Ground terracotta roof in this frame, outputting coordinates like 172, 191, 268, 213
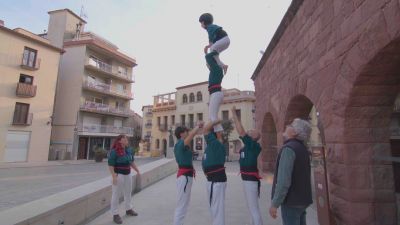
251, 0, 304, 80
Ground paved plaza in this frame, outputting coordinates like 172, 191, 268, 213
87, 161, 319, 225
0, 157, 158, 211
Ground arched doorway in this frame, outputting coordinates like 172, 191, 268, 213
338, 39, 400, 224
284, 94, 332, 225
260, 112, 278, 174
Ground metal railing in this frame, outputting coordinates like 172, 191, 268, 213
83, 80, 133, 99
16, 83, 37, 97
158, 123, 168, 132
78, 124, 133, 134
13, 113, 33, 125
87, 57, 133, 81
80, 101, 134, 117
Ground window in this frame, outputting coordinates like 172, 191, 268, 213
19, 74, 33, 84
13, 102, 30, 124
115, 101, 124, 108
189, 114, 194, 128
156, 139, 160, 149
222, 110, 229, 121
235, 109, 241, 122
22, 47, 37, 68
197, 91, 203, 101
157, 117, 161, 126
182, 94, 188, 104
189, 93, 195, 102
181, 115, 186, 126
164, 116, 168, 127
197, 113, 203, 121
118, 66, 128, 76
171, 115, 175, 125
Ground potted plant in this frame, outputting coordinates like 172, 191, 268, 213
93, 147, 107, 162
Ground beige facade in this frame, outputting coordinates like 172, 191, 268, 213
141, 105, 153, 151
147, 81, 256, 160
48, 9, 137, 160
0, 24, 63, 162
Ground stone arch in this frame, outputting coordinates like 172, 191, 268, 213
284, 94, 314, 127
260, 112, 278, 173
334, 38, 400, 224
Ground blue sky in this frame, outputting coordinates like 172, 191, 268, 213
0, 0, 292, 114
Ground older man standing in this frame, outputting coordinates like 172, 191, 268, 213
269, 118, 313, 225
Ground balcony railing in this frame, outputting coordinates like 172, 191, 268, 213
86, 57, 133, 82
145, 123, 152, 128
78, 124, 133, 135
12, 113, 33, 126
158, 123, 169, 132
21, 54, 40, 70
80, 101, 134, 117
145, 111, 153, 116
83, 81, 133, 99
16, 83, 37, 97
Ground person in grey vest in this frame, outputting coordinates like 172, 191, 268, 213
269, 118, 312, 225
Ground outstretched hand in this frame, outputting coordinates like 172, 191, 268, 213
204, 45, 210, 54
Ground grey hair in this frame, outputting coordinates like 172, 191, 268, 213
291, 118, 312, 142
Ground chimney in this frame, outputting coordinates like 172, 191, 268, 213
0, 20, 4, 27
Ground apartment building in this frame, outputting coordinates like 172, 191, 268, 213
47, 9, 137, 160
0, 21, 63, 162
149, 81, 256, 160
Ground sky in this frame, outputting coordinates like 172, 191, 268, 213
0, 0, 292, 116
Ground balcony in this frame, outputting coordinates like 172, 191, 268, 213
85, 57, 134, 83
20, 54, 40, 70
80, 101, 134, 117
78, 124, 133, 136
82, 80, 133, 100
158, 123, 169, 132
16, 83, 37, 97
145, 111, 153, 117
223, 90, 255, 103
153, 92, 176, 112
145, 123, 152, 128
12, 113, 33, 126
144, 134, 151, 139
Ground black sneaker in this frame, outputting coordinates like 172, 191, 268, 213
113, 214, 123, 224
126, 209, 138, 216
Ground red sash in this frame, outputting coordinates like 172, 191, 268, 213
239, 171, 262, 180
177, 167, 196, 178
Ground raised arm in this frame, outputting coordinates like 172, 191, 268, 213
203, 120, 222, 135
184, 121, 204, 146
231, 106, 246, 136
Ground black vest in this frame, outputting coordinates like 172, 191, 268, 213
271, 138, 313, 206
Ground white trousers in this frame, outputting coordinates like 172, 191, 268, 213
243, 180, 263, 225
206, 181, 227, 225
210, 36, 230, 67
209, 91, 224, 132
111, 174, 133, 215
173, 176, 193, 225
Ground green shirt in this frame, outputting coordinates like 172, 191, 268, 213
202, 132, 226, 168
206, 24, 222, 43
271, 147, 296, 208
174, 139, 192, 166
239, 135, 261, 168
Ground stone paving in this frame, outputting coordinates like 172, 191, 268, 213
87, 161, 319, 225
0, 157, 159, 211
